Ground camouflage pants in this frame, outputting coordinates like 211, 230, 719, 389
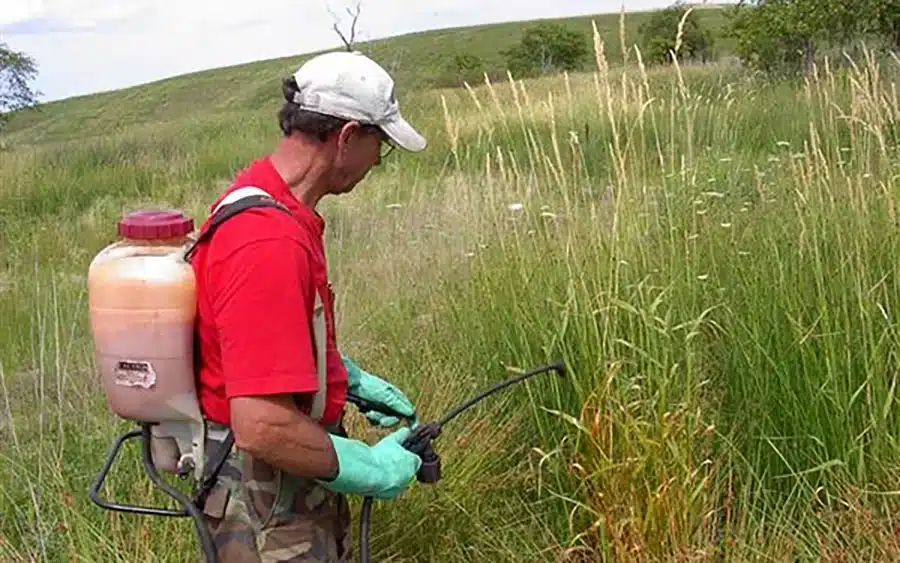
200, 422, 351, 562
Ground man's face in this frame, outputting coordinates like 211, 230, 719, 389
327, 122, 393, 194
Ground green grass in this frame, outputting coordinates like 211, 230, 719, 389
4, 9, 900, 563
1, 4, 735, 148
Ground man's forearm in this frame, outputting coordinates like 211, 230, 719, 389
229, 395, 339, 479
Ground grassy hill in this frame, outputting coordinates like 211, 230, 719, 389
2, 5, 735, 147
5, 4, 900, 562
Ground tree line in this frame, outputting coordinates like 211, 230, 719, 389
445, 0, 900, 84
636, 0, 899, 75
728, 0, 899, 75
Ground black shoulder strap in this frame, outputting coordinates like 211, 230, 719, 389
183, 194, 293, 262
184, 191, 293, 510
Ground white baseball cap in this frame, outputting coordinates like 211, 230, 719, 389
290, 50, 427, 152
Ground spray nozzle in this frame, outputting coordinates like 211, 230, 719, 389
349, 360, 567, 488
401, 421, 443, 483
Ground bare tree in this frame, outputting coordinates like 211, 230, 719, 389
328, 0, 362, 51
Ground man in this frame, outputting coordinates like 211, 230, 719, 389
188, 50, 428, 562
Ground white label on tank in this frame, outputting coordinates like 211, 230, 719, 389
114, 360, 157, 389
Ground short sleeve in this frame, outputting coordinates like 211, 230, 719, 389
207, 235, 320, 399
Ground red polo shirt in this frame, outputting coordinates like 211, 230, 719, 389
191, 156, 348, 427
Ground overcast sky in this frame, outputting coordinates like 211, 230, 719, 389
1, 0, 713, 102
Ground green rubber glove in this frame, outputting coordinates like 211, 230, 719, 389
317, 427, 422, 499
342, 354, 417, 428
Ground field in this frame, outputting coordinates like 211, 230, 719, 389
3, 7, 900, 563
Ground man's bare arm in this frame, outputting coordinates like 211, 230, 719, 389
229, 394, 339, 479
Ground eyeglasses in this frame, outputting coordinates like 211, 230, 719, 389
360, 123, 395, 160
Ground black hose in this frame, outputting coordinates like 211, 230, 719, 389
436, 361, 566, 427
359, 496, 375, 563
88, 424, 219, 561
138, 425, 219, 563
356, 360, 566, 562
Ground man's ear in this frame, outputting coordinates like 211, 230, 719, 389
336, 121, 362, 149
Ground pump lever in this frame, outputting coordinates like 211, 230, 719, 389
345, 392, 416, 423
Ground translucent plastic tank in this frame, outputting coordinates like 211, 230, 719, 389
87, 210, 202, 427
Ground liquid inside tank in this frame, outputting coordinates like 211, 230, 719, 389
88, 210, 202, 425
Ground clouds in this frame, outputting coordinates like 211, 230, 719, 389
1, 0, 690, 102
0, 0, 45, 27
0, 0, 146, 31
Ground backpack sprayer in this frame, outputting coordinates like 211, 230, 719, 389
88, 360, 566, 563
85, 196, 568, 562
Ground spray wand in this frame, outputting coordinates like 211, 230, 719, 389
347, 360, 567, 563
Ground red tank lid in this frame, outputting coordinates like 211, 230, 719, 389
118, 210, 194, 240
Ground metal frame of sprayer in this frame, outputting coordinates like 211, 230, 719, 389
88, 360, 567, 563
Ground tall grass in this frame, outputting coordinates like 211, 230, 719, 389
2, 20, 900, 562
